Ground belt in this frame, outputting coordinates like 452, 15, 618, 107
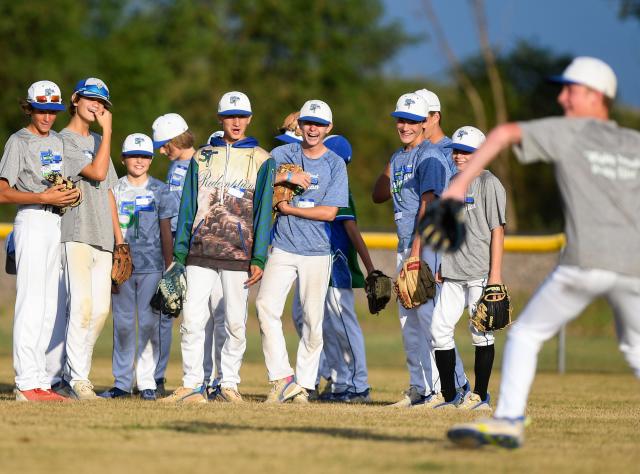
43, 205, 62, 216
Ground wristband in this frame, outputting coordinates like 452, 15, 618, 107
286, 171, 292, 182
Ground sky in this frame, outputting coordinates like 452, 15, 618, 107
382, 0, 640, 108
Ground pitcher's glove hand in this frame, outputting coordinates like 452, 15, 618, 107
419, 198, 466, 252
393, 257, 436, 309
111, 243, 133, 285
273, 164, 304, 210
471, 284, 513, 332
45, 172, 82, 214
150, 262, 187, 318
365, 270, 392, 315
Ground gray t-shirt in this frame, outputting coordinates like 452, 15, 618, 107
271, 143, 349, 256
165, 159, 190, 233
0, 128, 64, 194
514, 117, 640, 277
113, 176, 178, 273
441, 171, 506, 280
59, 128, 119, 252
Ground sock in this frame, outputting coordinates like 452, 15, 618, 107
474, 344, 495, 401
434, 349, 457, 402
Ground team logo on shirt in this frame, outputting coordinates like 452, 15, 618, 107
199, 148, 214, 165
308, 174, 320, 190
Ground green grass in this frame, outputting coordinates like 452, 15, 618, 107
0, 292, 638, 473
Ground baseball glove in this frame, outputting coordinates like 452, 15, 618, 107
394, 257, 436, 309
471, 284, 513, 332
111, 243, 134, 285
45, 172, 82, 214
365, 270, 392, 315
150, 262, 187, 318
273, 163, 304, 210
419, 198, 466, 253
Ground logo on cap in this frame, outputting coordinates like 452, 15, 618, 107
230, 95, 240, 105
456, 129, 468, 139
404, 98, 415, 108
310, 103, 320, 112
44, 88, 54, 96
135, 137, 144, 145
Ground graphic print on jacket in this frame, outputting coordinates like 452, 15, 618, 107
187, 137, 270, 271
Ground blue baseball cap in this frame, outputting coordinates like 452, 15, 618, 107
73, 78, 112, 107
324, 135, 352, 164
275, 131, 303, 144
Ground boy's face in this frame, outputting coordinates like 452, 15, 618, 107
74, 96, 108, 122
453, 149, 473, 171
299, 120, 332, 147
29, 109, 59, 136
219, 114, 251, 143
396, 117, 425, 147
423, 112, 440, 140
159, 141, 182, 160
557, 83, 604, 118
122, 155, 152, 178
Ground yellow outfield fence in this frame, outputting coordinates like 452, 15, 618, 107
0, 223, 565, 253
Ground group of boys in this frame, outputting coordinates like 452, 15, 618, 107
3, 55, 639, 450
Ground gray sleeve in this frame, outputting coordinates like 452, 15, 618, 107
323, 158, 348, 208
158, 182, 178, 219
63, 138, 92, 177
107, 161, 118, 189
512, 117, 582, 165
483, 174, 507, 230
0, 135, 23, 186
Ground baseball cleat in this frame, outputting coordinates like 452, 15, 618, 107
15, 388, 70, 402
159, 386, 207, 404
457, 392, 492, 411
421, 392, 461, 409
99, 387, 131, 399
51, 380, 73, 398
457, 381, 471, 399
216, 387, 245, 403
206, 384, 221, 401
71, 381, 105, 401
388, 386, 429, 407
264, 376, 304, 403
330, 388, 373, 404
139, 389, 157, 401
447, 417, 525, 449
291, 388, 310, 404
155, 378, 166, 397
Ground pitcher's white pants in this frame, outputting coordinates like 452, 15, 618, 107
111, 272, 161, 391
397, 248, 467, 395
13, 207, 61, 391
180, 265, 248, 389
432, 278, 494, 350
257, 248, 332, 390
46, 246, 69, 386
203, 290, 227, 386
63, 241, 112, 384
496, 265, 640, 418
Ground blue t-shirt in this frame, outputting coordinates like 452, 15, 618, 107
165, 159, 191, 233
434, 136, 458, 175
391, 143, 449, 251
271, 143, 348, 256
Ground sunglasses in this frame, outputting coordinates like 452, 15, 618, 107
34, 95, 61, 103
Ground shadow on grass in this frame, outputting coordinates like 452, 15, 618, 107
161, 420, 439, 444
241, 393, 390, 406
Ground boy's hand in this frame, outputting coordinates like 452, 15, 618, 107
245, 265, 263, 287
94, 108, 112, 132
289, 171, 311, 190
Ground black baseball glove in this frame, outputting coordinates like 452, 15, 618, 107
471, 284, 513, 332
365, 270, 392, 315
150, 262, 187, 318
419, 198, 466, 252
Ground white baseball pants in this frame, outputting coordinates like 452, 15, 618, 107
203, 290, 227, 386
45, 247, 69, 386
257, 248, 332, 390
63, 241, 112, 384
13, 207, 61, 391
431, 278, 494, 350
180, 265, 248, 389
397, 248, 467, 395
111, 272, 162, 391
496, 265, 640, 419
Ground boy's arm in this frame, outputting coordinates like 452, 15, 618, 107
78, 111, 113, 182
173, 158, 199, 265
159, 218, 173, 270
0, 179, 78, 206
247, 158, 275, 285
276, 202, 338, 221
487, 225, 505, 284
343, 219, 374, 275
409, 191, 436, 258
372, 163, 391, 203
109, 190, 124, 245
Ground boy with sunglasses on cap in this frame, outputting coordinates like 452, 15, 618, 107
0, 81, 79, 401
256, 100, 348, 403
56, 77, 124, 400
100, 133, 177, 400
161, 91, 272, 403
428, 126, 505, 410
372, 93, 468, 407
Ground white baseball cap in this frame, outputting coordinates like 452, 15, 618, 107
549, 56, 617, 99
122, 133, 154, 157
208, 130, 224, 144
152, 113, 189, 148
218, 91, 252, 116
446, 126, 486, 153
414, 88, 441, 112
299, 100, 332, 125
391, 93, 428, 121
27, 80, 65, 111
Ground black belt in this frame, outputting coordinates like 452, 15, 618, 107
43, 205, 62, 215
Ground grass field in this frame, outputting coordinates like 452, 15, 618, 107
0, 294, 639, 473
